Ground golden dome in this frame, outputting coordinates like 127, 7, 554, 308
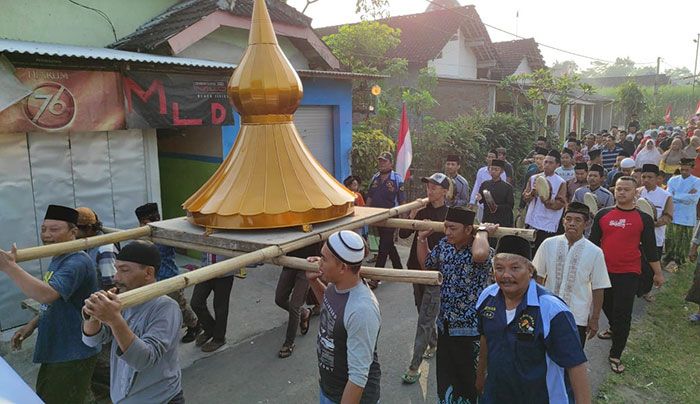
183, 0, 355, 229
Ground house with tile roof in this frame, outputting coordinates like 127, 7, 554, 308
317, 4, 501, 120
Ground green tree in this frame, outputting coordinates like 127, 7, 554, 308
616, 80, 648, 119
500, 68, 594, 142
322, 21, 407, 119
401, 67, 438, 131
350, 129, 394, 187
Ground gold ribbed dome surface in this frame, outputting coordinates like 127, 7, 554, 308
183, 0, 354, 229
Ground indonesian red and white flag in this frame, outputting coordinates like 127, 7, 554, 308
395, 103, 412, 181
664, 104, 672, 124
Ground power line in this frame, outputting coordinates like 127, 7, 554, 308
421, 0, 656, 67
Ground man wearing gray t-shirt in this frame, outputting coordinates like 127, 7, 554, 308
82, 241, 183, 404
307, 231, 381, 404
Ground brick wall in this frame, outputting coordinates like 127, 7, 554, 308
431, 78, 494, 120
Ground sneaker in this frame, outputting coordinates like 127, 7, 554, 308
195, 332, 213, 347
689, 313, 700, 323
201, 339, 225, 353
181, 326, 201, 343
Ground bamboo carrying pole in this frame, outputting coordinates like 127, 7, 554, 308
377, 218, 536, 241
15, 227, 152, 263
271, 256, 441, 285
11, 200, 432, 308
118, 198, 429, 308
150, 237, 441, 285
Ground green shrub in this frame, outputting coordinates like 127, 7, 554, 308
350, 129, 395, 189
413, 112, 534, 185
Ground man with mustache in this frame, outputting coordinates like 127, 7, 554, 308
82, 241, 184, 403
476, 235, 591, 403
0, 205, 99, 404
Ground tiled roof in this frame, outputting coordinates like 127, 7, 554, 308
316, 5, 498, 65
492, 38, 545, 80
109, 0, 311, 52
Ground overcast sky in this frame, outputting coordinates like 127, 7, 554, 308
288, 0, 700, 74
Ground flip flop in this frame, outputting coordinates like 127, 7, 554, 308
598, 329, 613, 340
609, 357, 625, 374
299, 308, 311, 335
401, 369, 421, 384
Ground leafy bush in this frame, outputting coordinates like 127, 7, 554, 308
350, 129, 395, 189
412, 112, 533, 185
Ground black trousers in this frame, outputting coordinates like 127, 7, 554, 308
577, 325, 587, 348
602, 273, 639, 359
532, 229, 557, 256
190, 276, 235, 342
436, 330, 478, 404
275, 267, 309, 345
376, 227, 402, 269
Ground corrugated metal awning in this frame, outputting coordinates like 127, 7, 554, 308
0, 38, 235, 69
0, 39, 386, 80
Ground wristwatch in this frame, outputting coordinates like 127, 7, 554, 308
477, 225, 488, 233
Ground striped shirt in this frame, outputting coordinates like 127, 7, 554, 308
601, 146, 623, 171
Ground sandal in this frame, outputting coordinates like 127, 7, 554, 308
422, 346, 436, 360
278, 343, 295, 358
609, 357, 625, 374
598, 329, 613, 340
401, 369, 421, 384
300, 308, 311, 335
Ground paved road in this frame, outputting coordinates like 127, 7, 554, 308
181, 244, 649, 403
3, 244, 651, 402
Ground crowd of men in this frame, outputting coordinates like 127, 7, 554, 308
2, 119, 700, 404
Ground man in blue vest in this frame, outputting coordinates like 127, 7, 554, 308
366, 152, 405, 288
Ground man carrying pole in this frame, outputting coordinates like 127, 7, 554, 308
306, 230, 381, 404
1, 205, 100, 404
82, 240, 184, 403
399, 173, 449, 384
135, 203, 200, 343
415, 207, 496, 404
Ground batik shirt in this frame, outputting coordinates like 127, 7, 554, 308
425, 237, 493, 336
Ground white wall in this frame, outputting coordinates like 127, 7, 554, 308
513, 57, 532, 75
176, 26, 310, 69
427, 28, 477, 80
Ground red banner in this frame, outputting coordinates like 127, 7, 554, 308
0, 68, 125, 132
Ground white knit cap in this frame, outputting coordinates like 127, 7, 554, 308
620, 158, 636, 169
326, 230, 366, 265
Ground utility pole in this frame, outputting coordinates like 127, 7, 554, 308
654, 56, 661, 97
693, 33, 699, 99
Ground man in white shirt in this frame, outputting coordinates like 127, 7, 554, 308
533, 202, 611, 347
522, 150, 567, 253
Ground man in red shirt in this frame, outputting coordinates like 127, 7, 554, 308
589, 176, 665, 373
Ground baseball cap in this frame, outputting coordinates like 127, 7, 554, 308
377, 152, 393, 162
421, 173, 450, 189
